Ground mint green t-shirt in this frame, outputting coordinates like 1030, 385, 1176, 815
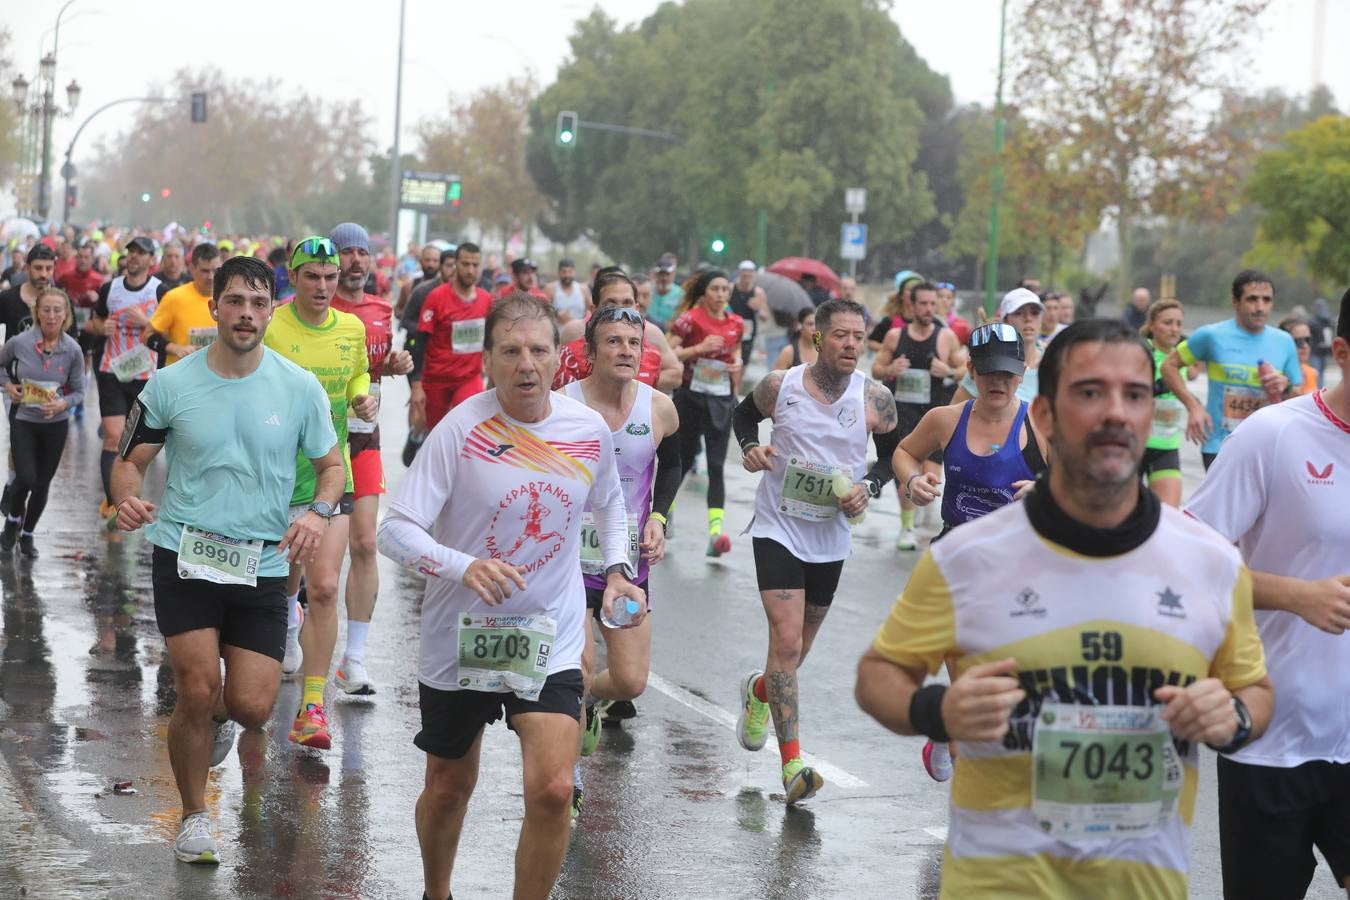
138, 348, 337, 577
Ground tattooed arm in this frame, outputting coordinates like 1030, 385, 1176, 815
735, 370, 785, 472
861, 378, 900, 492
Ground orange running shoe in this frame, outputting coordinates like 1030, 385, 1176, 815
288, 705, 332, 750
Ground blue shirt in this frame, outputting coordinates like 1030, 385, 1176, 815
647, 285, 683, 328
138, 348, 337, 576
1176, 319, 1301, 455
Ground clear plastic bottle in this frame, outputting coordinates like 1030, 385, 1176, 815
601, 596, 642, 629
832, 469, 865, 525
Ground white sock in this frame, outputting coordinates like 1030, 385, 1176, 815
345, 620, 370, 662
573, 760, 583, 790
286, 593, 301, 629
6, 515, 20, 525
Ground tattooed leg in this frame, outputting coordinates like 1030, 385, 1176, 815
759, 587, 807, 751
799, 602, 831, 667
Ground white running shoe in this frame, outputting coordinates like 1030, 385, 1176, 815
922, 740, 953, 782
896, 528, 918, 551
209, 719, 237, 767
175, 812, 219, 864
282, 604, 304, 676
335, 657, 376, 696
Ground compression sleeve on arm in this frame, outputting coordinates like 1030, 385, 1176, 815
865, 426, 901, 489
733, 392, 767, 453
346, 371, 371, 402
145, 332, 168, 353
408, 335, 425, 379
650, 432, 682, 519
376, 507, 477, 584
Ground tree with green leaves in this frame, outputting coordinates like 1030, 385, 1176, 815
526, 0, 945, 270
1247, 114, 1350, 286
1011, 0, 1270, 307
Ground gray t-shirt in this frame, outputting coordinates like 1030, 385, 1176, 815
0, 328, 86, 423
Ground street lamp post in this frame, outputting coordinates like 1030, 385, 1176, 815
11, 59, 80, 221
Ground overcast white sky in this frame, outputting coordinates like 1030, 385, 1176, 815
8, 0, 1347, 175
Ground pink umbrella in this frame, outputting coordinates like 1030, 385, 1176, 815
766, 257, 840, 294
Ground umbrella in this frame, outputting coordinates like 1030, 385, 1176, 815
755, 270, 813, 328
767, 257, 840, 294
1, 217, 40, 242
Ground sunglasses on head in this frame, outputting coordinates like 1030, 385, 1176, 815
969, 323, 1020, 346
594, 305, 643, 326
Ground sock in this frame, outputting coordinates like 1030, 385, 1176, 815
6, 515, 19, 526
901, 508, 916, 530
708, 507, 724, 536
19, 530, 31, 538
100, 450, 115, 504
345, 620, 370, 663
286, 593, 301, 629
573, 760, 583, 790
301, 676, 325, 711
779, 738, 801, 767
752, 675, 768, 703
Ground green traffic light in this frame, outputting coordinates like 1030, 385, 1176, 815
710, 238, 726, 253
141, 192, 150, 203
559, 130, 574, 144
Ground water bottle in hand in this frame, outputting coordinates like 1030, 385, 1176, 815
602, 596, 642, 629
1256, 360, 1283, 405
831, 469, 865, 525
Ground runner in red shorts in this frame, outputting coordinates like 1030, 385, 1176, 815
410, 243, 492, 432
328, 223, 413, 695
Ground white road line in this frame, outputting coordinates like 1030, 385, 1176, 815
923, 825, 948, 842
645, 671, 869, 789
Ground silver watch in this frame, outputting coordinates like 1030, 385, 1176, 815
308, 500, 336, 520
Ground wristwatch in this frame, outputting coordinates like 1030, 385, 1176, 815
307, 500, 337, 520
862, 475, 883, 499
1207, 696, 1253, 754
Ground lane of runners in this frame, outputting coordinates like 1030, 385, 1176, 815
1, 226, 1348, 900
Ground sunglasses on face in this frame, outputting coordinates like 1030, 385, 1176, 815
1294, 336, 1311, 347
969, 323, 1020, 346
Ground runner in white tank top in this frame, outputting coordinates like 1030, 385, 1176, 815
560, 305, 681, 824
729, 299, 901, 804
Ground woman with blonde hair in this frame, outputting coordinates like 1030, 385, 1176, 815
1140, 299, 1189, 506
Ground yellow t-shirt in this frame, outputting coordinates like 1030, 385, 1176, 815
872, 502, 1266, 900
149, 281, 216, 365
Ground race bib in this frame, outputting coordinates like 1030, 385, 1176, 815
177, 525, 262, 586
893, 369, 931, 405
456, 613, 556, 700
690, 358, 730, 396
1032, 702, 1182, 841
579, 511, 640, 575
188, 327, 216, 350
452, 318, 485, 354
109, 343, 153, 382
1151, 396, 1184, 441
779, 457, 839, 522
1221, 384, 1264, 433
20, 379, 59, 406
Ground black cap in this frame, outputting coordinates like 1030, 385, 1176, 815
969, 323, 1027, 376
125, 236, 156, 254
558, 257, 575, 269
511, 258, 536, 274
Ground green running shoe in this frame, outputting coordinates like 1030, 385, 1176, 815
782, 757, 824, 805
580, 702, 601, 756
570, 785, 584, 826
735, 671, 769, 751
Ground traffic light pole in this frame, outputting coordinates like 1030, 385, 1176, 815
61, 96, 176, 225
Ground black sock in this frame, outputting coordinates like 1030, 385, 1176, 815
100, 450, 115, 505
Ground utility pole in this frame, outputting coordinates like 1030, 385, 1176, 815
983, 0, 1009, 316
390, 0, 407, 250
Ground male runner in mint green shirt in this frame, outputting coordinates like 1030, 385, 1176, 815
111, 255, 344, 866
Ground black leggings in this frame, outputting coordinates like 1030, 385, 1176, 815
674, 389, 733, 509
10, 418, 69, 532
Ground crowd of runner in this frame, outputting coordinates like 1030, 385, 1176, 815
1, 218, 1347, 900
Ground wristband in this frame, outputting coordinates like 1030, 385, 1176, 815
649, 511, 668, 530
739, 439, 760, 455
904, 472, 923, 501
909, 684, 950, 743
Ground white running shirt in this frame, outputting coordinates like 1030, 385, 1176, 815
748, 365, 869, 562
385, 390, 629, 690
1186, 390, 1350, 767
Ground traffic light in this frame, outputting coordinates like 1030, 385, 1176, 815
191, 92, 207, 123
447, 179, 462, 207
160, 187, 171, 198
141, 192, 150, 203
556, 110, 578, 146
710, 236, 726, 254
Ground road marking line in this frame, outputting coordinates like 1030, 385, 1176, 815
645, 671, 868, 789
923, 825, 948, 842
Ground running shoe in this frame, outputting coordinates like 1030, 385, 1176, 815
707, 533, 731, 557
0, 518, 17, 551
17, 534, 37, 558
735, 671, 769, 751
570, 786, 583, 825
782, 757, 824, 804
335, 658, 376, 696
895, 529, 917, 551
922, 740, 953, 782
282, 605, 304, 676
603, 699, 637, 721
580, 702, 601, 756
174, 812, 220, 864
209, 719, 237, 767
289, 705, 332, 750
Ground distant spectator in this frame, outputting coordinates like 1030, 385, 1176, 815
1279, 315, 1319, 396
800, 272, 831, 307
1307, 297, 1335, 383
1124, 286, 1151, 331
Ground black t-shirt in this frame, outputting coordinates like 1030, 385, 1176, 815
0, 288, 33, 343
401, 276, 443, 332
155, 272, 192, 299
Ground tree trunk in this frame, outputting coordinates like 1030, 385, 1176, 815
1115, 204, 1133, 313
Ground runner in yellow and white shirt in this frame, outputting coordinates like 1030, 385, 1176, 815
856, 319, 1272, 900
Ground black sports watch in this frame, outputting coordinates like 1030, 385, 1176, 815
307, 500, 337, 520
1207, 695, 1253, 754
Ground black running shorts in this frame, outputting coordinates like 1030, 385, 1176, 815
414, 670, 585, 760
751, 537, 845, 607
95, 372, 147, 419
150, 545, 289, 662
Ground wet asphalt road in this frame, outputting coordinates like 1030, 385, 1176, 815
0, 355, 1343, 900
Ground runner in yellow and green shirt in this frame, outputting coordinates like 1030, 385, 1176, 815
262, 235, 376, 751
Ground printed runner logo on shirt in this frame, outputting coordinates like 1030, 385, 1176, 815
484, 481, 576, 575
